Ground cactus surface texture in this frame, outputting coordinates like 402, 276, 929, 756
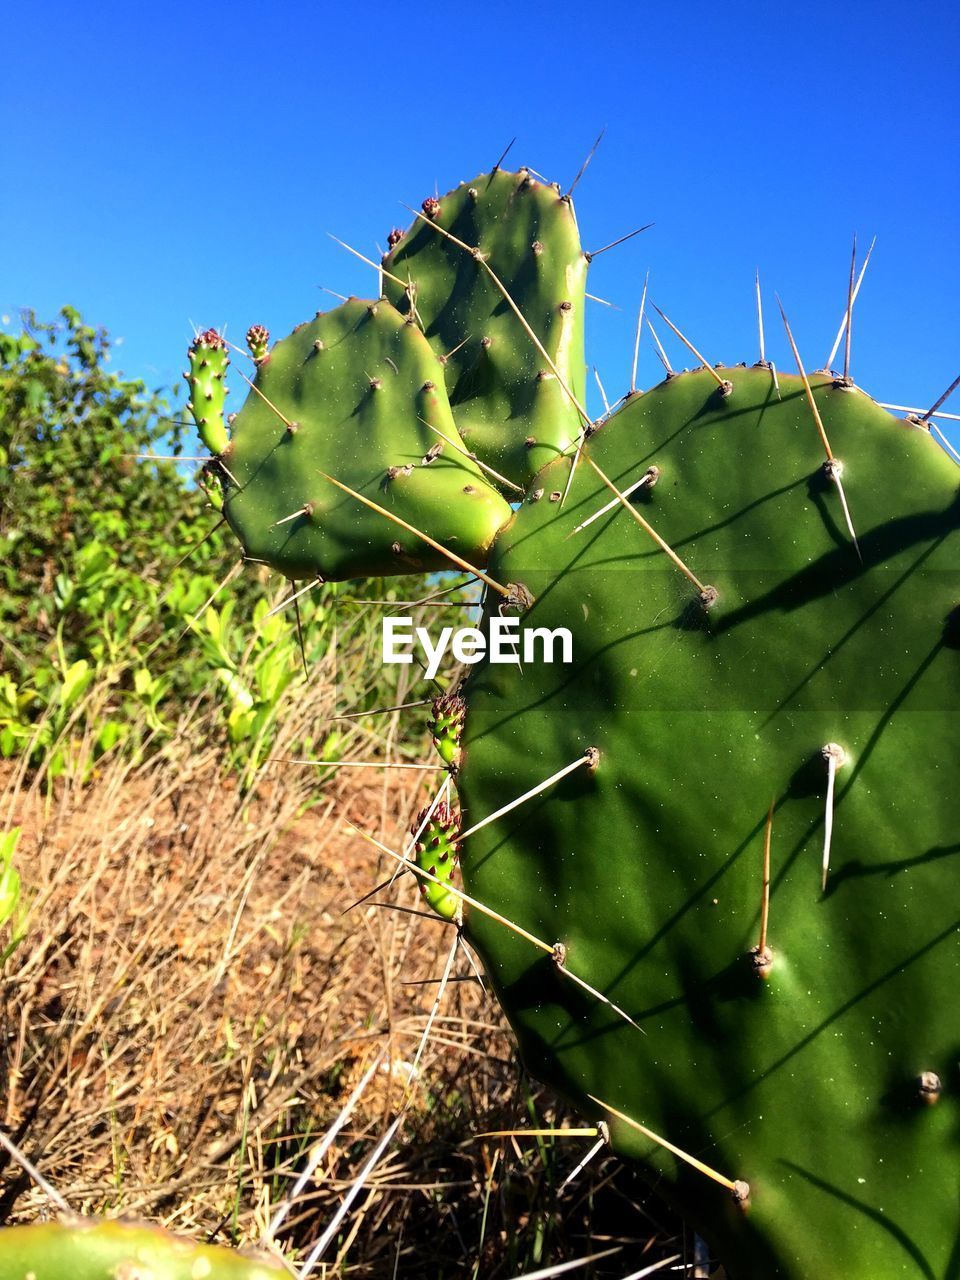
98, 162, 959, 1278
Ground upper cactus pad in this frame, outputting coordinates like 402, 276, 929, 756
382, 169, 589, 489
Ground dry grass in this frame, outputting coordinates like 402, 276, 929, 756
0, 653, 691, 1277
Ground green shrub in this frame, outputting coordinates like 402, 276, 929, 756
0, 308, 432, 782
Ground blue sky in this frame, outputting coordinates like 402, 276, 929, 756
4, 0, 958, 444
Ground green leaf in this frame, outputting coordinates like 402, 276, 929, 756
58, 659, 92, 712
0, 828, 22, 928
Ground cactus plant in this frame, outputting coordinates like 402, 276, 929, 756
189, 162, 959, 1279
15, 160, 954, 1279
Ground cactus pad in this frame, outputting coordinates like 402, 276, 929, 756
454, 366, 960, 1278
220, 298, 512, 581
185, 329, 230, 456
382, 170, 589, 489
429, 690, 466, 771
413, 800, 462, 921
0, 1219, 286, 1279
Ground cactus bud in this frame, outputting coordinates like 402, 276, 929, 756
413, 801, 462, 921
246, 323, 270, 364
430, 691, 466, 770
186, 329, 230, 456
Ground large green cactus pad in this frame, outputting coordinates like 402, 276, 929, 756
222, 297, 512, 581
0, 1219, 286, 1279
382, 170, 588, 489
456, 367, 960, 1279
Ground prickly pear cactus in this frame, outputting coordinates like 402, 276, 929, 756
456, 366, 960, 1278
182, 163, 959, 1279
0, 1219, 286, 1279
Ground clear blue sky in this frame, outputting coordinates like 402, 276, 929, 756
3, 0, 958, 444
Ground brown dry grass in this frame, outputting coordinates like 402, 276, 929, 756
0, 674, 690, 1277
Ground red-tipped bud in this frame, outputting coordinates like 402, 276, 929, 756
192, 328, 225, 351
422, 197, 441, 219
431, 690, 465, 730
430, 691, 466, 771
246, 324, 270, 363
387, 227, 404, 248
413, 801, 461, 855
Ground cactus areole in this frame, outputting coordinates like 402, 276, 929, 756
187, 164, 958, 1279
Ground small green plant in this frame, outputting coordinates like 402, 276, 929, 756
0, 309, 426, 786
0, 827, 29, 963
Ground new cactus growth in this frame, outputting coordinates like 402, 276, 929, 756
28, 160, 954, 1279
429, 690, 466, 771
245, 323, 270, 364
185, 328, 230, 456
413, 800, 462, 922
